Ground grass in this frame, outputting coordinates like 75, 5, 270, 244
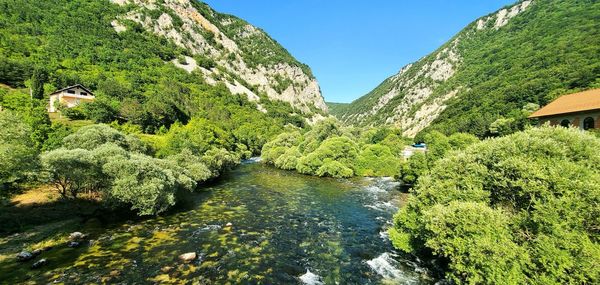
48, 112, 94, 129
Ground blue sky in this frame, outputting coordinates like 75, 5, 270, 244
203, 0, 515, 103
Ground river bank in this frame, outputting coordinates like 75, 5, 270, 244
0, 163, 435, 284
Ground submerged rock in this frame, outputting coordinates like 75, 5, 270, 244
31, 258, 48, 269
67, 241, 81, 248
299, 269, 323, 285
16, 251, 34, 262
178, 252, 197, 263
69, 232, 87, 241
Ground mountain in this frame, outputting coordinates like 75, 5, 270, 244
326, 102, 349, 117
334, 0, 600, 137
0, 0, 326, 118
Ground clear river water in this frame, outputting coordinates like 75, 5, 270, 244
1, 161, 435, 284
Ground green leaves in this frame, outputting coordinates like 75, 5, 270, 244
390, 127, 600, 284
103, 154, 193, 216
0, 110, 39, 188
262, 119, 408, 178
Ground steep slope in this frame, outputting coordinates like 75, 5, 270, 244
109, 0, 326, 114
326, 102, 350, 117
337, 0, 600, 137
0, 0, 326, 115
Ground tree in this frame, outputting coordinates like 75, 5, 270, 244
62, 124, 147, 153
167, 148, 212, 182
41, 148, 103, 198
421, 202, 529, 284
160, 118, 232, 156
0, 111, 38, 189
31, 67, 48, 100
296, 136, 358, 177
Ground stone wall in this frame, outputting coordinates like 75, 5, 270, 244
540, 110, 600, 130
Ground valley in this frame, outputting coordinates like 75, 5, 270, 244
0, 0, 599, 284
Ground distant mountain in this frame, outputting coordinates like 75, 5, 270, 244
334, 0, 600, 137
326, 102, 350, 117
0, 0, 327, 118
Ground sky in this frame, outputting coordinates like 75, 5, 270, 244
203, 0, 515, 103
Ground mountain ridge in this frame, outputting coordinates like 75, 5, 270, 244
334, 0, 600, 137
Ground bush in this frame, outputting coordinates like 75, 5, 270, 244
397, 131, 478, 185
355, 144, 401, 177
274, 146, 301, 170
103, 154, 195, 215
60, 105, 87, 120
315, 159, 354, 178
167, 148, 212, 182
82, 97, 119, 123
390, 127, 600, 284
201, 148, 241, 177
262, 119, 410, 178
296, 136, 358, 176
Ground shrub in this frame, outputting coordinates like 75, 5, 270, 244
274, 146, 301, 170
103, 154, 195, 215
160, 118, 232, 156
390, 127, 600, 284
201, 148, 242, 177
355, 144, 401, 177
167, 148, 212, 182
296, 136, 358, 176
315, 159, 354, 178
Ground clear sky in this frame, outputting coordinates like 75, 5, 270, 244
203, 0, 515, 103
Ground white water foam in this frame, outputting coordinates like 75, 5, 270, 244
242, 157, 262, 164
299, 269, 323, 285
365, 201, 397, 212
367, 253, 419, 284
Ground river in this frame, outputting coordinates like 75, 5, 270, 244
0, 161, 433, 284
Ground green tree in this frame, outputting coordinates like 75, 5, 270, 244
31, 67, 48, 100
41, 148, 103, 198
62, 124, 147, 153
0, 111, 39, 189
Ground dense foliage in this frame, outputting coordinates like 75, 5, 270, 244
262, 119, 409, 178
0, 0, 310, 148
39, 125, 243, 215
0, 110, 39, 189
390, 127, 600, 284
336, 0, 600, 138
397, 131, 479, 185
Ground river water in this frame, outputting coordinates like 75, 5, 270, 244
1, 162, 433, 284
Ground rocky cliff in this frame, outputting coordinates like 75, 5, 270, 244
110, 0, 327, 114
335, 0, 600, 137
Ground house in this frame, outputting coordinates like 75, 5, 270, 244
529, 88, 600, 130
48, 84, 95, 113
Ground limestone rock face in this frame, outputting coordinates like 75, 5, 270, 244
109, 0, 327, 115
336, 0, 536, 137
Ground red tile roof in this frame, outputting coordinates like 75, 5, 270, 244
529, 88, 600, 118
